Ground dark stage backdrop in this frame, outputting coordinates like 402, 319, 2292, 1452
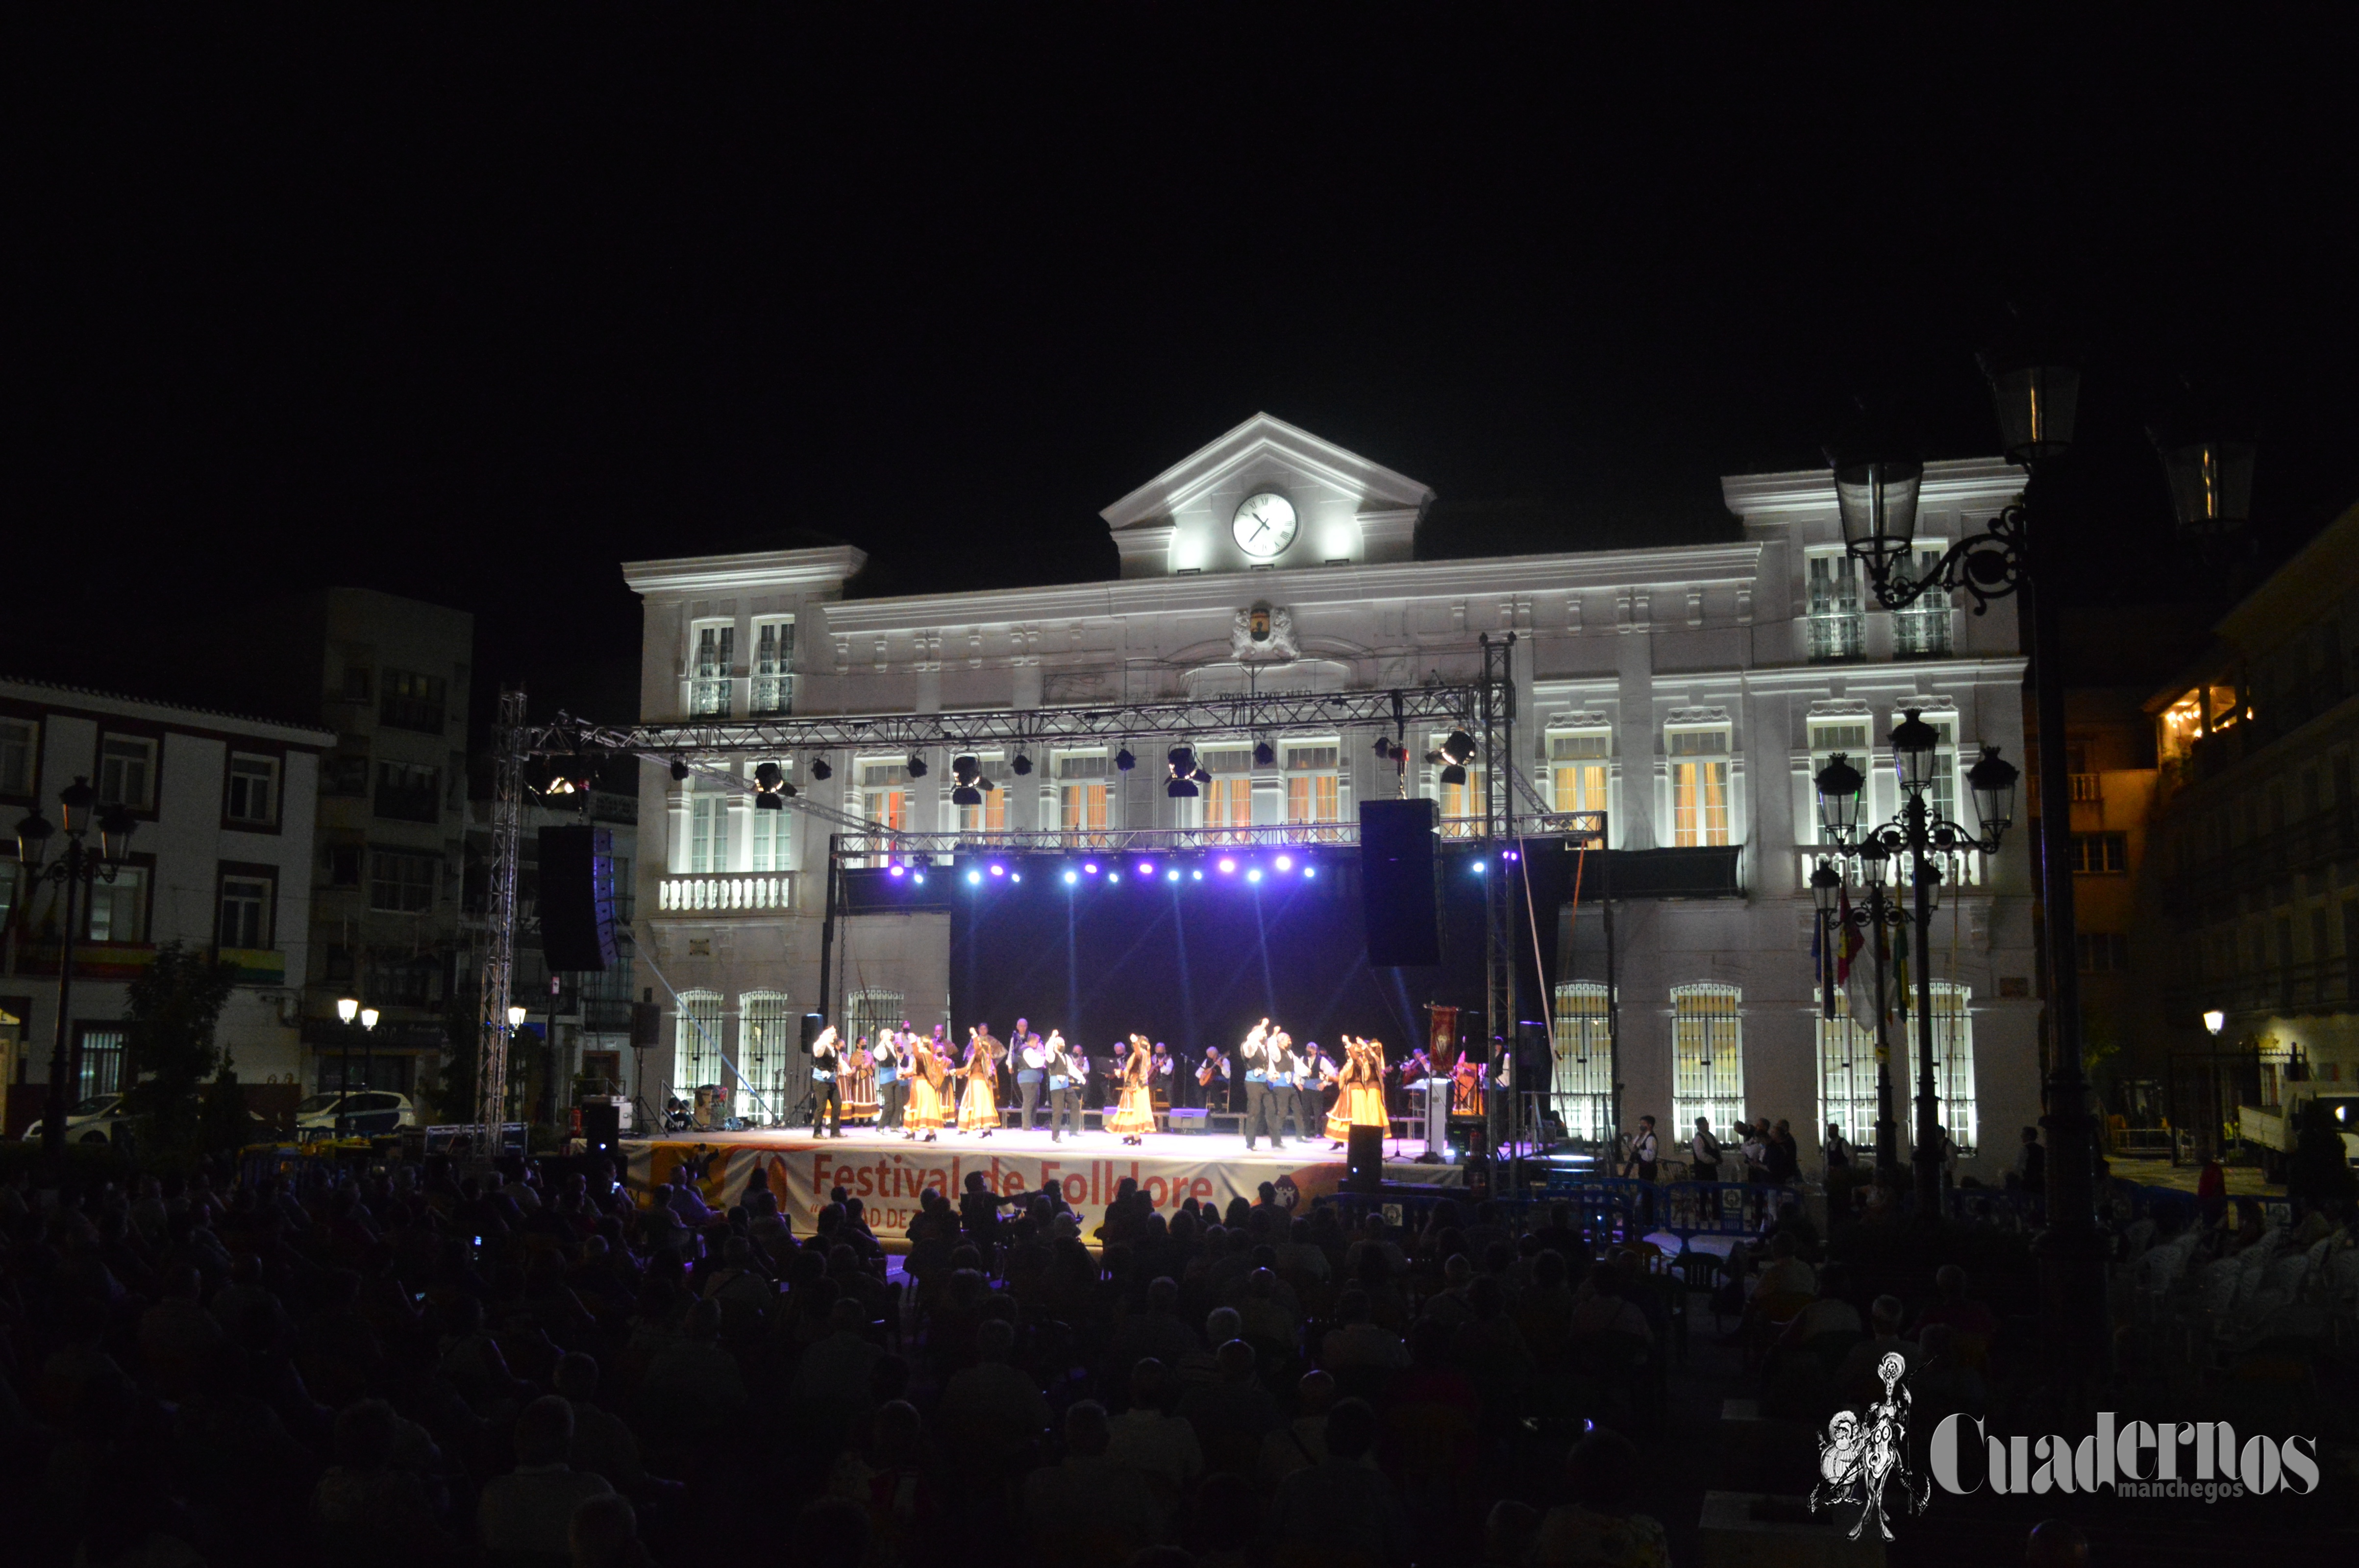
944, 845, 1588, 1060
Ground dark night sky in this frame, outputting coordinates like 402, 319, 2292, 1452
11, 10, 2358, 723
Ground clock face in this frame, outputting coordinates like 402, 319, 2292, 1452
1231, 491, 1299, 559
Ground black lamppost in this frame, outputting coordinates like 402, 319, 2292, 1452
14, 777, 138, 1162
1810, 843, 1907, 1187
332, 996, 379, 1138
1813, 722, 2017, 1221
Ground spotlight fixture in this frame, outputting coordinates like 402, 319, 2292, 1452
754, 761, 784, 790
967, 870, 981, 884
1217, 858, 1236, 874
1166, 868, 1181, 882
989, 863, 1006, 877
1115, 746, 1135, 772
1108, 871, 1121, 883
906, 752, 929, 779
1438, 730, 1476, 765
1063, 870, 1078, 885
1372, 735, 1394, 758
755, 793, 784, 811
889, 864, 906, 878
1084, 861, 1099, 874
1247, 868, 1263, 883
950, 785, 981, 807
1274, 854, 1293, 871
670, 758, 691, 782
1165, 745, 1199, 799
950, 754, 985, 808
1137, 861, 1154, 877
1011, 752, 1033, 776
1191, 869, 1204, 881
1303, 866, 1316, 879
809, 757, 832, 782
1253, 739, 1276, 768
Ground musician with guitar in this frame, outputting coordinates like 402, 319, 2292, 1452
1196, 1045, 1230, 1111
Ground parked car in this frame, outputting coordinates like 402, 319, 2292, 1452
22, 1093, 133, 1145
293, 1090, 419, 1140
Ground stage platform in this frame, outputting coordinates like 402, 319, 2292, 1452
623, 1124, 1464, 1233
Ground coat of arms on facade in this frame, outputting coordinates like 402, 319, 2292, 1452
1231, 602, 1298, 661
1811, 1353, 1929, 1541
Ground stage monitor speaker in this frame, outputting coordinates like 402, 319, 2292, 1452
539, 826, 617, 972
801, 1012, 827, 1052
579, 1100, 621, 1156
1347, 1125, 1384, 1192
1359, 798, 1442, 967
629, 1002, 662, 1050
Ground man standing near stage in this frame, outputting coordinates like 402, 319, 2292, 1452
1240, 1019, 1284, 1151
808, 1025, 844, 1138
874, 1027, 904, 1132
1300, 1042, 1336, 1129
1046, 1029, 1084, 1142
1012, 1017, 1046, 1131
1268, 1029, 1307, 1144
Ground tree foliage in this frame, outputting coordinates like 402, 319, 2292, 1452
120, 944, 239, 1150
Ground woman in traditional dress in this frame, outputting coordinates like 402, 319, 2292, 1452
1107, 1033, 1156, 1146
842, 1037, 880, 1126
956, 1027, 1001, 1137
1450, 1050, 1486, 1119
903, 1029, 947, 1142
1326, 1035, 1391, 1148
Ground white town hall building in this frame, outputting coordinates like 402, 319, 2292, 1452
623, 414, 2043, 1181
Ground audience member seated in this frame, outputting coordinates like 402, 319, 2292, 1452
477, 1395, 615, 1563
1021, 1401, 1159, 1568
1266, 1397, 1408, 1568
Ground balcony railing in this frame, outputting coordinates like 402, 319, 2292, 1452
1808, 612, 1863, 662
657, 873, 795, 913
2068, 773, 2102, 803
1795, 846, 1986, 892
1893, 607, 1953, 657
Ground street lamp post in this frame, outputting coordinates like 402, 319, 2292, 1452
1814, 732, 2016, 1219
15, 778, 138, 1163
332, 998, 379, 1139
1811, 847, 1906, 1187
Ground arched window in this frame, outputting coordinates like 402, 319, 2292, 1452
1670, 983, 1744, 1135
1551, 982, 1614, 1142
1927, 982, 1977, 1154
738, 991, 798, 1123
1814, 991, 1881, 1154
672, 989, 725, 1098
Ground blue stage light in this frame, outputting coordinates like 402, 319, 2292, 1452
990, 863, 1005, 877
1063, 870, 1078, 885
1472, 860, 1486, 873
1107, 871, 1121, 883
1274, 854, 1293, 871
1011, 872, 1022, 882
1247, 868, 1263, 883
967, 870, 982, 885
1217, 858, 1236, 874
1166, 868, 1180, 882
1137, 861, 1153, 878
889, 864, 906, 878
913, 873, 926, 884
1303, 866, 1316, 879
1084, 861, 1099, 874
1191, 869, 1204, 881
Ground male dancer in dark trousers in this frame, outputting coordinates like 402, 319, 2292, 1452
873, 1029, 905, 1131
1012, 1017, 1046, 1130
1268, 1030, 1307, 1143
1045, 1031, 1084, 1142
808, 1026, 844, 1138
1240, 1019, 1283, 1150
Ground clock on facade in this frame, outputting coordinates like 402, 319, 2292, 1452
1231, 491, 1299, 559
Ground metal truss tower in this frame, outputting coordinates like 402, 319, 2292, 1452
474, 687, 527, 1157
1478, 634, 1518, 1186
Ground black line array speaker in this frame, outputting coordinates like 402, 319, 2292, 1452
579, 1100, 621, 1156
1359, 798, 1442, 967
628, 1002, 662, 1050
1347, 1124, 1385, 1192
539, 826, 617, 972
800, 1012, 827, 1052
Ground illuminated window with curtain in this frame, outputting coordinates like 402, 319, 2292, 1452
1056, 752, 1109, 840
1199, 747, 1255, 838
1892, 541, 1954, 656
955, 755, 1008, 834
1283, 742, 1342, 830
1551, 981, 1614, 1141
1814, 993, 1881, 1153
1667, 726, 1731, 847
847, 988, 905, 1053
1670, 983, 1744, 1136
688, 783, 731, 873
1927, 981, 1977, 1153
1549, 731, 1610, 820
1436, 735, 1487, 838
859, 761, 907, 832
1808, 719, 1870, 845
689, 623, 733, 717
737, 991, 796, 1121
1895, 711, 1960, 828
750, 616, 794, 714
1807, 552, 1863, 661
673, 989, 725, 1096
751, 762, 791, 872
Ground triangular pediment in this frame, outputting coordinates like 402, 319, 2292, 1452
1099, 413, 1435, 576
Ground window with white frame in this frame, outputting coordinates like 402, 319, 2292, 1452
846, 988, 905, 1056
1199, 746, 1255, 835
1808, 718, 1871, 844
1548, 730, 1610, 819
0, 717, 35, 797
751, 617, 794, 715
370, 850, 437, 913
1927, 981, 1977, 1153
751, 762, 792, 872
1807, 551, 1864, 661
1666, 725, 1732, 847
737, 991, 797, 1121
1893, 541, 1954, 656
673, 989, 726, 1096
77, 1026, 126, 1100
99, 735, 157, 811
689, 781, 733, 874
689, 622, 734, 718
859, 760, 908, 833
217, 870, 273, 949
1551, 981, 1614, 1141
225, 753, 279, 826
1814, 995, 1881, 1152
1435, 733, 1487, 837
1283, 741, 1342, 828
86, 864, 148, 942
1055, 751, 1109, 839
1896, 710, 1960, 828
1670, 982, 1744, 1136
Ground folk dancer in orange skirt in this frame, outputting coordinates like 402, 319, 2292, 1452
955, 1026, 1002, 1137
902, 1028, 948, 1142
1107, 1033, 1157, 1146
1326, 1035, 1391, 1148
842, 1038, 880, 1126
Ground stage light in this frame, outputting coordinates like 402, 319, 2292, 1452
967, 870, 982, 884
670, 758, 690, 782
1472, 859, 1487, 873
906, 752, 929, 779
1137, 861, 1153, 877
1253, 739, 1276, 767
1217, 858, 1236, 874
755, 760, 784, 791
1192, 869, 1204, 880
1011, 872, 1021, 882
1063, 870, 1078, 884
1108, 871, 1121, 883
1439, 730, 1476, 765
912, 873, 926, 884
809, 756, 832, 782
1084, 861, 1099, 874
1167, 868, 1181, 882
754, 792, 784, 810
1303, 866, 1316, 879
1166, 744, 1199, 799
1372, 735, 1393, 757
889, 864, 906, 878
1247, 868, 1263, 883
950, 785, 981, 806
1116, 746, 1135, 772
1274, 854, 1293, 871
1011, 752, 1033, 776
990, 863, 1006, 877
